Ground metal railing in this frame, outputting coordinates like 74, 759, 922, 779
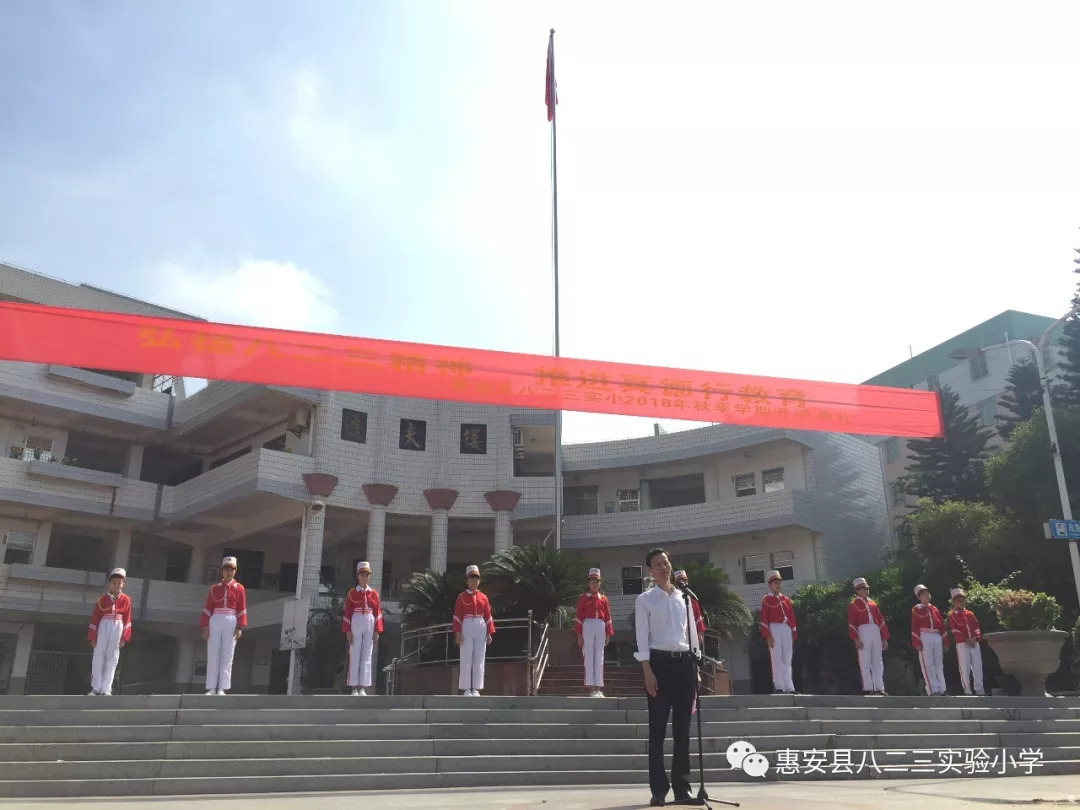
388, 611, 549, 696
698, 629, 728, 695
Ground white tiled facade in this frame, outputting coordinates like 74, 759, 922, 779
0, 262, 890, 696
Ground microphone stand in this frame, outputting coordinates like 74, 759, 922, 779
678, 583, 739, 809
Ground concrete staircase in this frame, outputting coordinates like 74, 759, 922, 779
1, 694, 1078, 797
537, 663, 645, 697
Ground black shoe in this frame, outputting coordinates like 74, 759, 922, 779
650, 797, 666, 807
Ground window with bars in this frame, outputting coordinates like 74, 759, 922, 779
10, 435, 54, 461
742, 554, 765, 585
734, 473, 756, 497
2, 532, 35, 565
762, 468, 785, 493
617, 489, 640, 512
564, 486, 599, 516
969, 353, 989, 381
770, 550, 794, 581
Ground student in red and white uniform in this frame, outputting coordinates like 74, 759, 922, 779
911, 584, 949, 696
87, 568, 132, 696
575, 567, 614, 697
760, 570, 797, 695
200, 556, 247, 695
948, 587, 984, 696
342, 560, 383, 696
848, 576, 889, 695
453, 564, 495, 696
672, 570, 706, 638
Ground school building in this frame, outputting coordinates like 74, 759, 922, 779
0, 261, 891, 696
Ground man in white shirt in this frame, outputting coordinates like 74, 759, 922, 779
635, 548, 700, 807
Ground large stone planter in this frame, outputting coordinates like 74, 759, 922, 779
984, 630, 1068, 696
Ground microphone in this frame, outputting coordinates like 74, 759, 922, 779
675, 579, 700, 601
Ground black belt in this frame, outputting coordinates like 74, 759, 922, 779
650, 649, 694, 659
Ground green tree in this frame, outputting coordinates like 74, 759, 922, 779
998, 359, 1042, 440
1057, 249, 1080, 406
679, 560, 754, 640
400, 569, 465, 628
901, 385, 993, 503
483, 545, 586, 625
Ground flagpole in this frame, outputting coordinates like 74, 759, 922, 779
548, 28, 563, 552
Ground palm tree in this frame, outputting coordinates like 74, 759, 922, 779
400, 569, 462, 628
483, 545, 588, 624
680, 561, 755, 640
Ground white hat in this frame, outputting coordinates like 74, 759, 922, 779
673, 570, 688, 581
767, 570, 782, 583
221, 556, 238, 568
109, 568, 127, 580
853, 577, 869, 589
466, 564, 480, 577
588, 568, 601, 579
951, 587, 966, 600
356, 561, 371, 573
914, 584, 929, 597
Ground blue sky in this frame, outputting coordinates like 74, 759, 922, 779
2, 1, 1080, 442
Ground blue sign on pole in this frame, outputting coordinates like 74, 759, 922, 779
1048, 519, 1080, 540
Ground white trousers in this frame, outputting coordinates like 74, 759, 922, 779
768, 622, 794, 692
206, 612, 237, 692
957, 641, 984, 695
347, 612, 376, 688
91, 617, 123, 694
459, 617, 487, 691
917, 631, 946, 695
856, 623, 885, 692
582, 618, 606, 687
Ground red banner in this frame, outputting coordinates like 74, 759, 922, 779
0, 303, 943, 437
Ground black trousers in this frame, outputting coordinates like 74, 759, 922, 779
647, 650, 696, 799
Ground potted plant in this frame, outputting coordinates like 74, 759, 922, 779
967, 576, 1067, 696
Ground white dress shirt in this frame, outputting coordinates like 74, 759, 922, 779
634, 583, 700, 662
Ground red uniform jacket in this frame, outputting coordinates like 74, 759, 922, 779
87, 593, 132, 644
452, 589, 496, 635
200, 580, 248, 628
574, 592, 614, 637
847, 597, 889, 641
690, 596, 706, 638
948, 607, 981, 644
759, 593, 797, 640
910, 603, 950, 650
341, 586, 384, 634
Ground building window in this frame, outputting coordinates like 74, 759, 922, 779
399, 419, 427, 451
770, 550, 794, 582
564, 486, 598, 516
969, 352, 989, 381
742, 554, 765, 585
762, 468, 785, 493
459, 424, 487, 454
10, 434, 54, 461
977, 397, 997, 428
2, 531, 35, 565
926, 375, 940, 391
880, 437, 899, 464
341, 409, 368, 444
617, 489, 640, 512
209, 446, 251, 471
622, 566, 643, 595
734, 473, 756, 497
891, 480, 906, 507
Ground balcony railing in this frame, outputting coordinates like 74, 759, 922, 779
0, 456, 158, 519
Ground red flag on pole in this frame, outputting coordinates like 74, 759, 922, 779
545, 31, 557, 122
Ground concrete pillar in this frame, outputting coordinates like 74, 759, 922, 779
187, 544, 206, 585
424, 489, 458, 574
125, 444, 145, 479
172, 636, 197, 691
9, 624, 34, 695
362, 485, 398, 594
30, 522, 52, 567
113, 530, 132, 571
484, 491, 522, 556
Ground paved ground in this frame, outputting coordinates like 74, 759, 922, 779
6, 777, 1080, 810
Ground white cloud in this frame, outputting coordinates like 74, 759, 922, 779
156, 258, 340, 333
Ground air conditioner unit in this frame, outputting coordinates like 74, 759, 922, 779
512, 428, 524, 447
